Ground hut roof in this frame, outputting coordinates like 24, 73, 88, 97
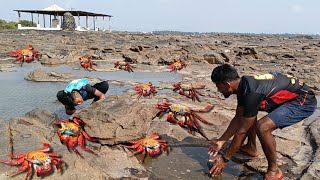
14, 4, 112, 17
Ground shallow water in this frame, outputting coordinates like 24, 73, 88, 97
0, 62, 182, 120
143, 146, 263, 180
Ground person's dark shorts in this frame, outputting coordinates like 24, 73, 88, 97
85, 81, 109, 100
268, 90, 317, 129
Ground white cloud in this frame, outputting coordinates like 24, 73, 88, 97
290, 4, 303, 14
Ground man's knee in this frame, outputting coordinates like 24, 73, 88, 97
256, 117, 277, 135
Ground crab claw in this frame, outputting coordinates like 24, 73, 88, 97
35, 162, 52, 177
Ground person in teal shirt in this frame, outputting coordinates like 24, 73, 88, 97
57, 79, 108, 115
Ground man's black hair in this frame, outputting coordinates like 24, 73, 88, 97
211, 64, 240, 83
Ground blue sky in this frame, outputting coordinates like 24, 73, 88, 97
0, 0, 319, 34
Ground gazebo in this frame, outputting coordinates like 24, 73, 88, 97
14, 4, 113, 32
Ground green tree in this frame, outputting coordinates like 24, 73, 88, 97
18, 20, 36, 27
0, 19, 35, 29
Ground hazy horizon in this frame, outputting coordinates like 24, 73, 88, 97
0, 0, 319, 35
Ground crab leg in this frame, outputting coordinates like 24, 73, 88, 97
139, 148, 146, 161
186, 116, 194, 133
48, 153, 61, 157
68, 137, 82, 157
0, 157, 24, 165
129, 145, 144, 157
7, 160, 28, 176
38, 142, 50, 152
51, 159, 62, 172
125, 141, 141, 148
78, 135, 96, 154
7, 154, 24, 159
149, 132, 160, 139
192, 104, 213, 112
192, 113, 212, 125
167, 112, 177, 123
82, 130, 97, 142
25, 163, 32, 180
160, 144, 170, 153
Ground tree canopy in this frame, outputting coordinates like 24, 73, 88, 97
0, 19, 36, 29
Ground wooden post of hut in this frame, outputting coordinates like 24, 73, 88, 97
17, 11, 20, 22
93, 16, 96, 31
78, 13, 80, 30
109, 16, 112, 33
43, 14, 46, 27
102, 16, 105, 31
31, 13, 34, 27
86, 15, 88, 30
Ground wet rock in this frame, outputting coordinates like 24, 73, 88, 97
25, 69, 103, 83
73, 95, 158, 145
0, 108, 146, 179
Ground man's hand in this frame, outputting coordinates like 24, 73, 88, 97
209, 155, 227, 176
208, 139, 225, 156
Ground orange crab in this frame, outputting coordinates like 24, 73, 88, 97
114, 61, 134, 72
155, 100, 213, 140
168, 59, 186, 72
55, 117, 97, 157
0, 142, 64, 180
173, 82, 205, 102
9, 45, 41, 67
123, 132, 170, 162
134, 82, 157, 99
79, 56, 97, 71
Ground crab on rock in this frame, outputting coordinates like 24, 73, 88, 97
0, 142, 64, 180
155, 99, 213, 140
114, 61, 134, 72
134, 82, 157, 99
79, 56, 97, 71
173, 82, 205, 102
123, 132, 170, 162
168, 59, 186, 72
55, 117, 97, 157
9, 45, 41, 67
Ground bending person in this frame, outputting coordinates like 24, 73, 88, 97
57, 79, 108, 115
208, 64, 316, 180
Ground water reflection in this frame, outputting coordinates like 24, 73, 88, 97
0, 63, 182, 120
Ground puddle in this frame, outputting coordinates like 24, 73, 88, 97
143, 146, 262, 179
0, 62, 182, 120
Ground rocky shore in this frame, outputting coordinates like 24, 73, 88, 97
0, 30, 319, 179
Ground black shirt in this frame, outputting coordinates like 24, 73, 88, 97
237, 73, 316, 118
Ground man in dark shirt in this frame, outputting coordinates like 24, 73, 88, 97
57, 79, 109, 115
208, 64, 317, 179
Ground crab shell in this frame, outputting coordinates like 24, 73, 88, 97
124, 132, 170, 162
0, 143, 63, 180
55, 118, 97, 157
134, 82, 157, 98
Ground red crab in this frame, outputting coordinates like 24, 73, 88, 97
168, 59, 186, 72
0, 142, 64, 180
79, 56, 97, 71
123, 132, 170, 162
173, 82, 205, 102
134, 82, 157, 99
9, 45, 41, 67
114, 61, 134, 72
55, 117, 97, 157
155, 100, 213, 140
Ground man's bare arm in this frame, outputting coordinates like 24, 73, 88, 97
91, 89, 106, 104
218, 106, 244, 142
223, 116, 257, 160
